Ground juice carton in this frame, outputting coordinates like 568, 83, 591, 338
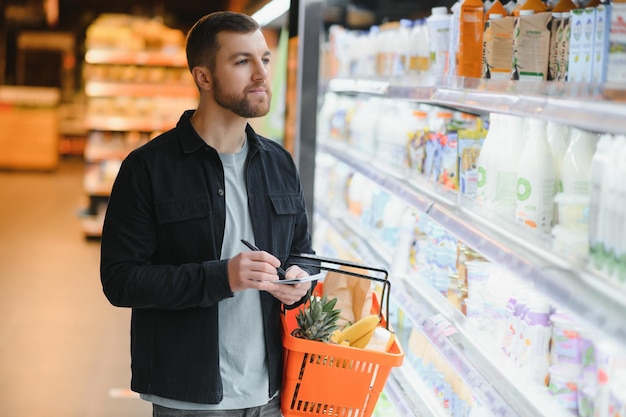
548, 13, 565, 80
568, 8, 595, 83
607, 3, 626, 88
457, 0, 485, 78
482, 15, 515, 79
557, 11, 572, 81
511, 12, 553, 81
457, 126, 486, 197
592, 4, 611, 85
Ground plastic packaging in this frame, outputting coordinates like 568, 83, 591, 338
493, 114, 525, 218
560, 127, 596, 195
475, 112, 503, 207
364, 327, 394, 352
515, 118, 555, 232
426, 7, 452, 84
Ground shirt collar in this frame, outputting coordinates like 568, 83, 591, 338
177, 110, 266, 154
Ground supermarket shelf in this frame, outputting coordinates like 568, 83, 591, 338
84, 115, 177, 132
85, 81, 197, 98
85, 49, 188, 67
318, 140, 626, 345
315, 205, 569, 417
323, 77, 626, 135
388, 365, 449, 417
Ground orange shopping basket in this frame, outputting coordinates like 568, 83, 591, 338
280, 254, 404, 417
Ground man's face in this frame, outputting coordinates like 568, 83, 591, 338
211, 30, 272, 118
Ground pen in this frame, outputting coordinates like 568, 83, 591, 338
240, 239, 287, 279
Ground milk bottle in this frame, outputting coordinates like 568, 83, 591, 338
493, 114, 525, 218
515, 118, 556, 232
560, 127, 597, 195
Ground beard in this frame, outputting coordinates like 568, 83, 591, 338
213, 78, 272, 118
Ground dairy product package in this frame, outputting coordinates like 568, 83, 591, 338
568, 8, 595, 83
548, 13, 564, 80
557, 11, 571, 81
511, 12, 553, 81
592, 4, 611, 85
457, 123, 486, 197
607, 3, 626, 87
482, 15, 515, 79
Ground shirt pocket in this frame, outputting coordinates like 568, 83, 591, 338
155, 197, 212, 224
268, 193, 303, 258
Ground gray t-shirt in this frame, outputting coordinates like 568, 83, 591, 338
142, 139, 270, 410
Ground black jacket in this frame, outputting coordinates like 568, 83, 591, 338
100, 110, 314, 404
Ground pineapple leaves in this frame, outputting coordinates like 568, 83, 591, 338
291, 294, 342, 343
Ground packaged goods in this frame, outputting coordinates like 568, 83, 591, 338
515, 118, 556, 232
511, 11, 553, 81
552, 0, 577, 13
427, 7, 452, 84
457, 0, 485, 78
557, 11, 572, 81
406, 109, 430, 180
592, 4, 611, 85
568, 8, 596, 83
560, 127, 596, 195
548, 13, 565, 80
457, 121, 486, 197
486, 0, 508, 19
482, 14, 515, 79
493, 114, 525, 218
475, 112, 502, 207
607, 3, 626, 87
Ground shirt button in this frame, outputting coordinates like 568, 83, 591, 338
218, 189, 224, 197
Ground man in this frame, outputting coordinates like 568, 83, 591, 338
100, 10, 315, 416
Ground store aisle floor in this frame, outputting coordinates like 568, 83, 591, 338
0, 160, 151, 417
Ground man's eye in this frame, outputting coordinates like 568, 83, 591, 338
236, 59, 248, 65
262, 58, 271, 65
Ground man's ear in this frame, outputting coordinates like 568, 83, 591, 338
191, 66, 212, 91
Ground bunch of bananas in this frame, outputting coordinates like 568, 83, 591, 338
330, 314, 381, 348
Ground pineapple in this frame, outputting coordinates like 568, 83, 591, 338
291, 294, 342, 342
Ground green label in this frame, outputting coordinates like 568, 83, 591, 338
517, 177, 532, 201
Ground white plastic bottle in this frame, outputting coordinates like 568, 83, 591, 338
493, 114, 526, 218
364, 327, 394, 352
588, 134, 612, 272
426, 7, 452, 85
560, 127, 597, 195
515, 118, 556, 232
546, 121, 570, 192
476, 112, 503, 207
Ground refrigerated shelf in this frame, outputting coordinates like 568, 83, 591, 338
317, 139, 626, 345
325, 77, 626, 135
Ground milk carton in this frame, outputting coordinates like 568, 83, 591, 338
607, 3, 626, 88
482, 15, 515, 79
511, 12, 553, 81
568, 8, 595, 83
592, 4, 611, 85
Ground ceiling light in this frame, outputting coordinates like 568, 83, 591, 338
252, 0, 290, 26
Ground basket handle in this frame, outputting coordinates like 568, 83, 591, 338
289, 253, 391, 330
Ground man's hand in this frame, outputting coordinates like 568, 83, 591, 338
227, 251, 283, 292
265, 265, 311, 305
228, 253, 311, 304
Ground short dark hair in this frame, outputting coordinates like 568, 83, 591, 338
186, 11, 260, 73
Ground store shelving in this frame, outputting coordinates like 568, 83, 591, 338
79, 14, 197, 239
316, 202, 573, 417
311, 74, 626, 417
327, 77, 626, 135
